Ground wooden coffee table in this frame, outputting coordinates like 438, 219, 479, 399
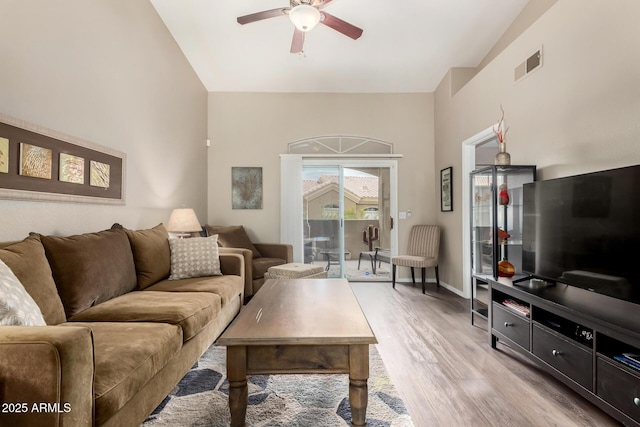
217, 278, 377, 426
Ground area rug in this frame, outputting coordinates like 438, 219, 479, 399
142, 344, 413, 427
335, 259, 392, 282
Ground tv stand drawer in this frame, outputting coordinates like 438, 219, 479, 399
532, 324, 593, 390
597, 356, 640, 423
492, 303, 530, 350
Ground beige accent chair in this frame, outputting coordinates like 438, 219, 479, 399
391, 224, 441, 293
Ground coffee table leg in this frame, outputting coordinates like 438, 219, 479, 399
349, 344, 369, 426
227, 346, 248, 427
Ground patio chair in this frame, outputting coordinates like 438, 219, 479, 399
358, 247, 391, 275
391, 225, 440, 293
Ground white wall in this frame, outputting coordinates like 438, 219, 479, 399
0, 0, 208, 240
208, 92, 435, 266
435, 0, 640, 292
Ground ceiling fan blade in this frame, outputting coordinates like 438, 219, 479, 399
290, 28, 305, 53
320, 12, 363, 39
237, 8, 287, 25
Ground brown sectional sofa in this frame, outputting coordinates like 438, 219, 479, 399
0, 224, 244, 427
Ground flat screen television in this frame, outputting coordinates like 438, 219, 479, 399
522, 165, 640, 305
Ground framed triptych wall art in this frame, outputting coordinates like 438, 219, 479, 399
0, 113, 125, 204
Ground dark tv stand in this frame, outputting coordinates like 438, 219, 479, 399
486, 275, 640, 426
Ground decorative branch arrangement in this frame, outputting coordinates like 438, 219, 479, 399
493, 105, 509, 143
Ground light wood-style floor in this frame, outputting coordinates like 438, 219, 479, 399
350, 281, 621, 427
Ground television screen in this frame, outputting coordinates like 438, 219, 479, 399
522, 165, 640, 304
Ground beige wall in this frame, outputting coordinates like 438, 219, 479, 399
0, 0, 207, 241
208, 93, 435, 259
477, 0, 558, 71
435, 0, 640, 292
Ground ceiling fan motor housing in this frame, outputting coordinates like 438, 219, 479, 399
290, 0, 325, 7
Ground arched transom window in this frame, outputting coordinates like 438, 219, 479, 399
288, 136, 393, 155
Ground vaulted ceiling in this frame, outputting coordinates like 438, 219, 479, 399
151, 0, 529, 93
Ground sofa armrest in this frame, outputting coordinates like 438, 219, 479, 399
219, 247, 253, 297
0, 325, 94, 427
254, 243, 293, 263
219, 252, 244, 278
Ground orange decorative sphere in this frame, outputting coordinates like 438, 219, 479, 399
498, 259, 515, 277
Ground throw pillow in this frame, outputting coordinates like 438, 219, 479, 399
168, 235, 222, 280
39, 228, 137, 318
0, 259, 46, 326
0, 234, 66, 325
124, 223, 171, 289
204, 225, 261, 259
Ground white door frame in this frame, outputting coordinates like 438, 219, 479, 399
461, 125, 499, 298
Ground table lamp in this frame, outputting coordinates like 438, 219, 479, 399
166, 208, 201, 238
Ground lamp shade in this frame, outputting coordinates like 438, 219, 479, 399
289, 4, 321, 32
166, 208, 201, 233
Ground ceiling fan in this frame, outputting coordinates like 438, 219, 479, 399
237, 0, 363, 53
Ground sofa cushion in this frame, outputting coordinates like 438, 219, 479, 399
0, 235, 66, 324
145, 275, 243, 307
252, 257, 288, 280
0, 259, 46, 326
204, 225, 261, 259
68, 291, 221, 341
39, 228, 137, 319
168, 235, 221, 280
64, 322, 182, 426
124, 224, 171, 289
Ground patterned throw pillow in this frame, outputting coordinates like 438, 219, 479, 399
168, 235, 222, 280
0, 259, 46, 326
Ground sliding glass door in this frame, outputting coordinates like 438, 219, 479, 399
303, 166, 344, 277
301, 161, 396, 281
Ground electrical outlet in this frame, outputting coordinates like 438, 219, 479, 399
399, 211, 407, 219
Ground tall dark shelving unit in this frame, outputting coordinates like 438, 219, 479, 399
470, 165, 536, 325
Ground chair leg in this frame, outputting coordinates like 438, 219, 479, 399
410, 267, 415, 284
435, 265, 440, 288
392, 264, 396, 289
421, 267, 426, 294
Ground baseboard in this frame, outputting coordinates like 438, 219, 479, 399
394, 279, 465, 298
439, 280, 465, 297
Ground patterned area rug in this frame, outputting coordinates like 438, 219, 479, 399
142, 344, 413, 427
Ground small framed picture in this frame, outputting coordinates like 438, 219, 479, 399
440, 167, 453, 212
59, 153, 85, 184
20, 143, 52, 180
232, 167, 263, 209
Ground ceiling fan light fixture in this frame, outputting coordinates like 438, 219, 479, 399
289, 4, 321, 32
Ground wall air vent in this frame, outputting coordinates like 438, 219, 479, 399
515, 47, 543, 82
